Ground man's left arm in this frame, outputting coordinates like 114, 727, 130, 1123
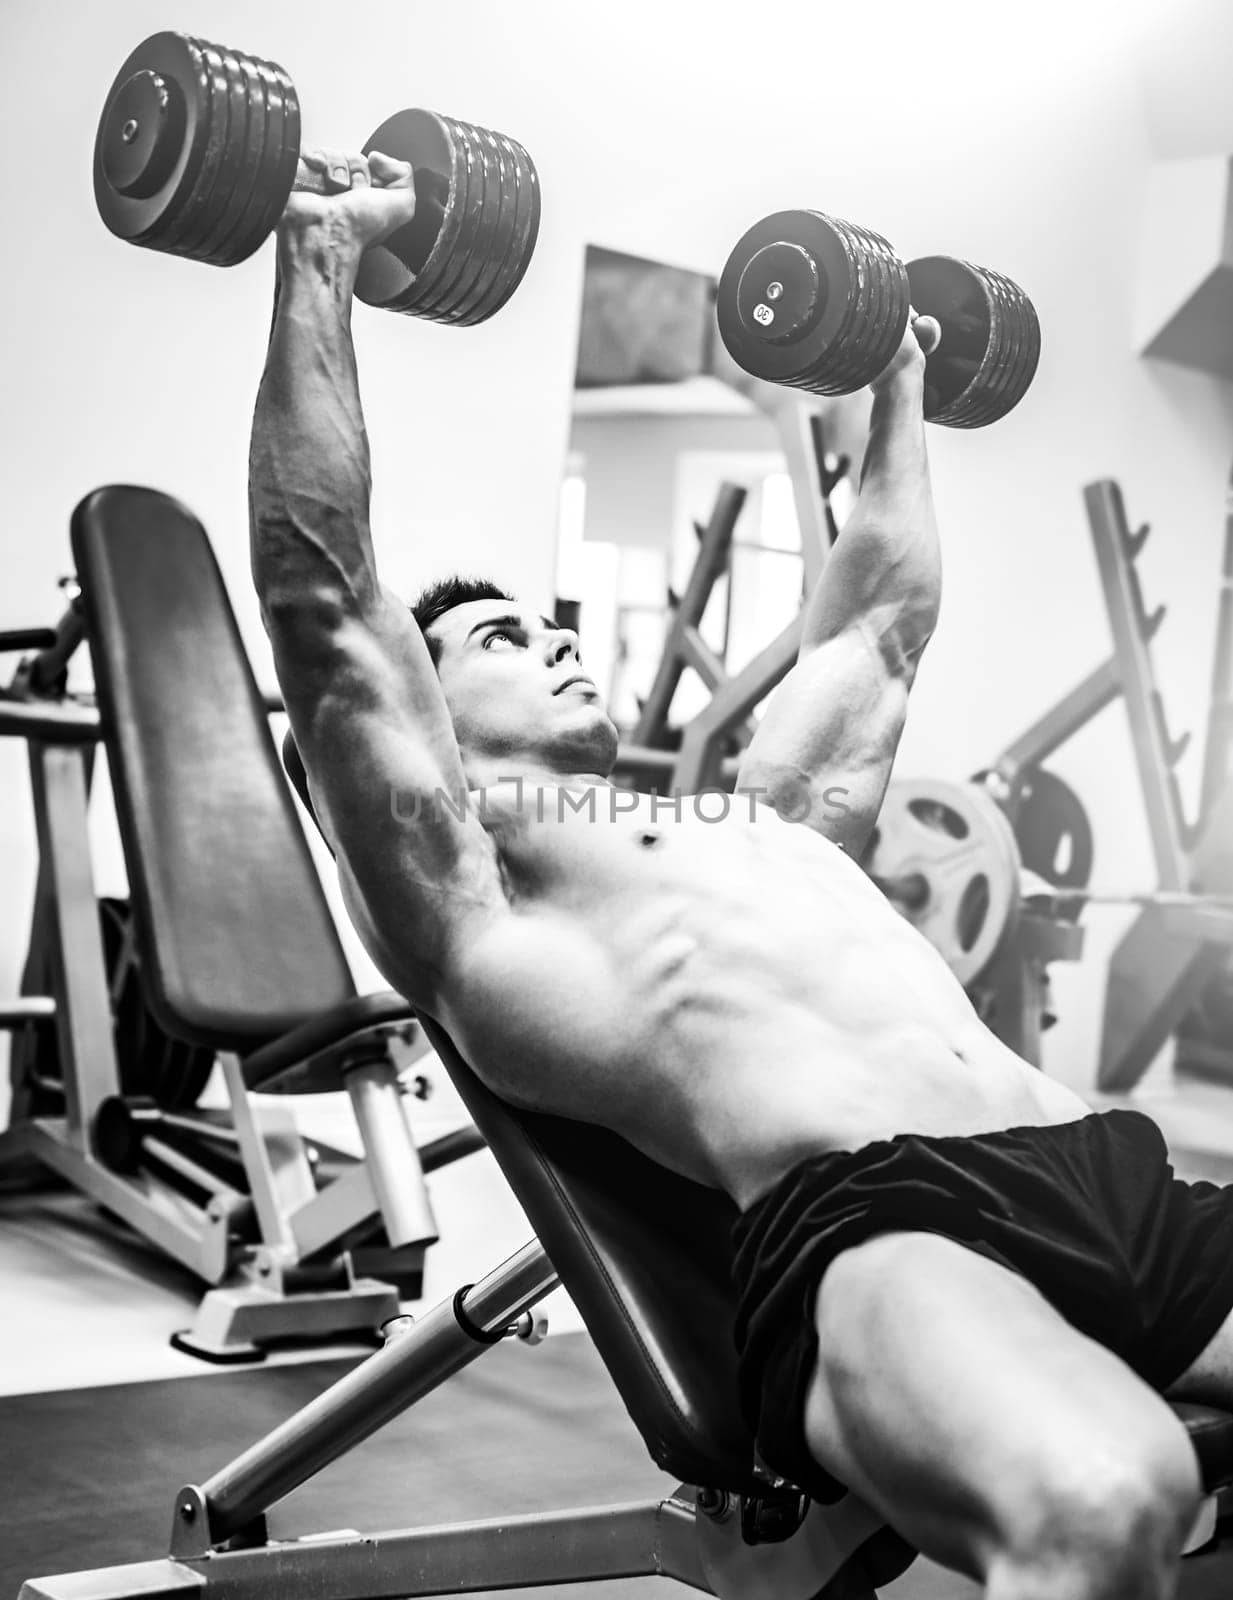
734, 321, 941, 855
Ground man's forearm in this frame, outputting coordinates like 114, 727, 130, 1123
857, 366, 934, 528
249, 223, 378, 629
801, 365, 941, 661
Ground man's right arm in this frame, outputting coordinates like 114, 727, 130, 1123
250, 158, 502, 995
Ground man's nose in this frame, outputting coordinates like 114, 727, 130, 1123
546, 629, 579, 664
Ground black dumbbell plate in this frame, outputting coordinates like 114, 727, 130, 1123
907, 256, 1040, 427
717, 210, 910, 395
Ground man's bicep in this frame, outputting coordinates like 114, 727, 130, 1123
734, 631, 909, 853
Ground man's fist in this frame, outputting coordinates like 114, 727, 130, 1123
281, 147, 417, 252
871, 312, 941, 391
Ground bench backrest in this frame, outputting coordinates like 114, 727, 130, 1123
72, 485, 355, 1049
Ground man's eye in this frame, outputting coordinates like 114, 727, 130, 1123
483, 630, 516, 648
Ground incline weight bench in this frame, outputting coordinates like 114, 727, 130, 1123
0, 486, 483, 1360
18, 1010, 1233, 1600
16, 488, 1233, 1597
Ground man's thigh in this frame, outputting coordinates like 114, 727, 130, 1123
803, 1230, 1198, 1583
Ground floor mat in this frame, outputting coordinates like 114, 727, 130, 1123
0, 1332, 681, 1600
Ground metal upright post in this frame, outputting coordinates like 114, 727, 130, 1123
27, 740, 120, 1140
1085, 480, 1191, 891
632, 484, 746, 749
1198, 460, 1233, 831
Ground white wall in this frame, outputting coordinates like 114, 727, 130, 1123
571, 412, 782, 549
4, 0, 1233, 1114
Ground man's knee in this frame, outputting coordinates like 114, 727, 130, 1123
993, 1444, 1201, 1599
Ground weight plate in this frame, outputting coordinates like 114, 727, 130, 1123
461, 125, 524, 322
351, 109, 537, 324
94, 32, 213, 248
827, 219, 904, 392
986, 267, 1040, 421
270, 57, 303, 224
945, 264, 1026, 429
470, 128, 540, 323
909, 256, 985, 418
980, 265, 1040, 424
810, 216, 875, 394
854, 223, 899, 386
211, 49, 277, 266
404, 112, 469, 308
908, 256, 1040, 428
392, 114, 473, 316
413, 117, 497, 321
229, 55, 298, 266
823, 217, 907, 394
355, 109, 463, 311
435, 123, 511, 323
463, 130, 530, 325
24, 898, 216, 1111
173, 42, 247, 261
458, 123, 527, 323
198, 47, 263, 266
970, 268, 1012, 422
865, 777, 1020, 986
718, 210, 854, 386
418, 117, 514, 323
98, 67, 185, 203
433, 133, 504, 323
153, 38, 229, 258
1008, 766, 1093, 891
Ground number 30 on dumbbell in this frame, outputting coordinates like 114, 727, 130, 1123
717, 210, 1041, 427
93, 32, 540, 326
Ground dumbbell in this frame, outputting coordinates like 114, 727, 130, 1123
717, 210, 1040, 427
93, 32, 540, 326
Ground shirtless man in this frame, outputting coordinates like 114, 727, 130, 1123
251, 149, 1233, 1600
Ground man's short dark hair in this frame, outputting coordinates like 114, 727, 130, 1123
410, 575, 514, 668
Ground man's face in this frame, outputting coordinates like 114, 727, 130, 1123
428, 599, 619, 775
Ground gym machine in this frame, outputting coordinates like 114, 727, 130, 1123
0, 487, 485, 1361
966, 473, 1233, 1092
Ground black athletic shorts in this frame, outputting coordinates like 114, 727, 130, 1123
730, 1109, 1233, 1503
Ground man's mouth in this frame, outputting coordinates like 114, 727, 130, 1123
554, 674, 595, 695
